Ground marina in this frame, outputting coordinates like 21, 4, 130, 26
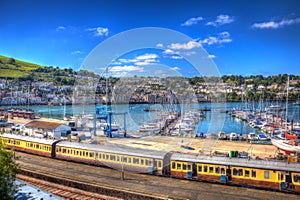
1, 101, 299, 158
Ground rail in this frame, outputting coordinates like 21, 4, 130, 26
19, 167, 183, 200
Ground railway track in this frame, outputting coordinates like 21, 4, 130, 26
17, 174, 121, 200
16, 152, 300, 200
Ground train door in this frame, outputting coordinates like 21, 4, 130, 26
153, 160, 157, 174
279, 171, 293, 191
226, 166, 232, 182
162, 152, 172, 176
186, 163, 193, 178
192, 163, 197, 178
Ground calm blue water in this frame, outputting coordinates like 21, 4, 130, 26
3, 102, 299, 135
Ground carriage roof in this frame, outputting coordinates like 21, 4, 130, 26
57, 141, 167, 159
1, 133, 59, 145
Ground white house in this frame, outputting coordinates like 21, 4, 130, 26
25, 120, 71, 138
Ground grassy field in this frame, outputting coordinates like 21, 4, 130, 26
0, 55, 43, 78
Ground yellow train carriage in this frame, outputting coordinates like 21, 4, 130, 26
0, 133, 59, 157
170, 153, 300, 192
56, 141, 166, 175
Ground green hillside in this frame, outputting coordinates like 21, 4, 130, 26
0, 55, 76, 85
0, 55, 44, 78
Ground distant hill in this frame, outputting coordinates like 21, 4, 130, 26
0, 55, 44, 79
0, 55, 77, 84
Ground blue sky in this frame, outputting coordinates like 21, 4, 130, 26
1, 0, 300, 77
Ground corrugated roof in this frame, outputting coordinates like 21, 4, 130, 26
25, 120, 64, 130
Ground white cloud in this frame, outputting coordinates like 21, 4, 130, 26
110, 65, 144, 72
135, 53, 158, 60
71, 50, 83, 55
206, 15, 234, 26
162, 49, 183, 59
156, 43, 164, 48
163, 49, 176, 54
181, 17, 204, 26
252, 17, 300, 29
170, 66, 181, 71
87, 27, 109, 36
199, 31, 232, 46
56, 26, 66, 31
208, 54, 216, 59
115, 53, 159, 66
170, 55, 183, 59
117, 58, 138, 63
168, 41, 201, 50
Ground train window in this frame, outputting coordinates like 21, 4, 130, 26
133, 158, 139, 164
145, 160, 149, 166
128, 158, 131, 163
123, 157, 127, 163
239, 169, 243, 176
221, 168, 225, 175
245, 170, 250, 177
183, 164, 187, 170
30, 143, 33, 148
117, 156, 120, 162
209, 167, 214, 173
187, 164, 191, 170
215, 167, 220, 174
90, 152, 94, 158
62, 148, 66, 154
141, 159, 144, 165
203, 165, 208, 173
278, 173, 284, 181
198, 165, 202, 172
264, 171, 270, 179
76, 151, 79, 155
106, 155, 109, 160
177, 163, 181, 170
294, 174, 300, 183
233, 168, 243, 176
95, 153, 98, 159
80, 151, 82, 156
172, 162, 176, 169
36, 144, 39, 149
110, 155, 115, 161
85, 152, 89, 157
234, 168, 238, 175
67, 149, 70, 154
158, 161, 162, 168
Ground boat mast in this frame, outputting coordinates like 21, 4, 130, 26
106, 67, 108, 112
285, 76, 289, 133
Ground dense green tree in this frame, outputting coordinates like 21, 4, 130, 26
0, 138, 20, 199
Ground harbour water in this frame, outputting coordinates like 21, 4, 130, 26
4, 102, 299, 135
